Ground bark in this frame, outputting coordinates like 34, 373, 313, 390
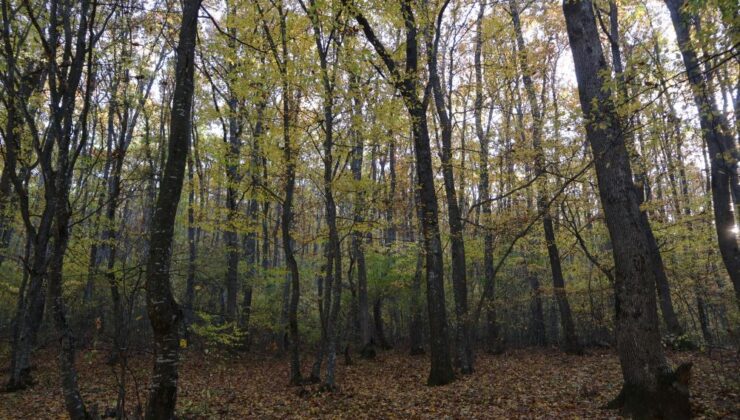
45, 0, 97, 416
426, 0, 474, 374
257, 0, 303, 385
241, 101, 266, 335
350, 0, 454, 386
563, 1, 690, 417
224, 2, 242, 324
605, 2, 684, 338
474, 0, 503, 355
302, 0, 343, 388
409, 169, 425, 356
510, 0, 582, 354
185, 153, 197, 326
0, 156, 13, 268
524, 263, 546, 347
349, 74, 372, 354
373, 298, 392, 350
664, 0, 740, 306
2, 1, 48, 391
143, 0, 200, 418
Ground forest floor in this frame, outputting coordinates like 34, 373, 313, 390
0, 346, 738, 419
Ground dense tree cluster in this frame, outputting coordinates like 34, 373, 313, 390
0, 0, 737, 418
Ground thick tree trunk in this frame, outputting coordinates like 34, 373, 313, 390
49, 200, 88, 419
0, 163, 13, 267
408, 170, 425, 356
7, 261, 46, 390
664, 0, 740, 306
525, 265, 546, 347
2, 1, 49, 390
223, 2, 242, 324
409, 241, 425, 355
563, 1, 691, 417
606, 2, 684, 338
409, 104, 454, 385
373, 298, 392, 350
143, 1, 200, 417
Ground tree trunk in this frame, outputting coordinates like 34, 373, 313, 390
350, 0, 454, 386
474, 0, 503, 355
563, 1, 691, 417
426, 1, 473, 374
349, 74, 372, 356
143, 0, 200, 417
373, 298, 392, 350
606, 1, 684, 338
664, 0, 740, 306
510, 0, 582, 354
185, 153, 197, 326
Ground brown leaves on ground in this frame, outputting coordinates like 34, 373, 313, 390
1, 347, 737, 419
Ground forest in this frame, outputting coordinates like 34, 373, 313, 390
0, 0, 738, 418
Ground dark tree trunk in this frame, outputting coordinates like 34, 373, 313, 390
605, 1, 684, 338
426, 1, 473, 374
222, 1, 242, 325
474, 0, 503, 355
510, 0, 582, 354
258, 2, 303, 385
563, 1, 691, 418
664, 0, 740, 306
2, 0, 48, 391
0, 157, 13, 268
240, 99, 266, 336
49, 195, 88, 420
373, 298, 392, 350
350, 0, 454, 386
45, 0, 97, 417
302, 1, 343, 388
185, 153, 197, 326
525, 265, 546, 347
409, 241, 425, 355
143, 0, 200, 418
349, 74, 372, 356
409, 170, 425, 356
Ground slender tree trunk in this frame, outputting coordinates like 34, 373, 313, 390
260, 3, 304, 385
474, 0, 503, 355
350, 0, 454, 386
664, 0, 740, 306
510, 0, 582, 354
49, 193, 88, 420
563, 1, 691, 417
408, 167, 426, 356
185, 152, 197, 326
349, 75, 372, 357
426, 2, 473, 373
143, 0, 200, 417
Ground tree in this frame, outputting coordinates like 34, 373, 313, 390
562, 0, 691, 417
509, 0, 582, 354
347, 0, 455, 386
257, 0, 304, 385
664, 0, 740, 306
425, 0, 474, 374
143, 0, 201, 417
